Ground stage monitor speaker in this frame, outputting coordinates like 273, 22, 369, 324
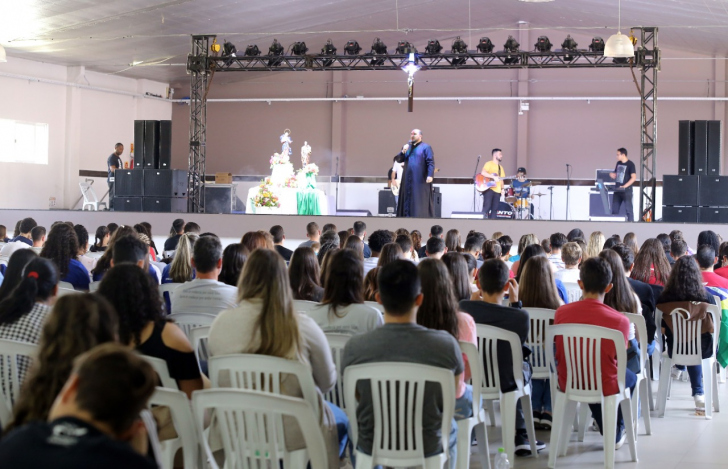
158, 120, 172, 169
143, 197, 188, 213
451, 212, 485, 219
662, 205, 698, 223
143, 169, 188, 197
700, 207, 728, 224
113, 169, 144, 197
678, 120, 694, 175
693, 120, 709, 175
133, 120, 145, 168
662, 175, 699, 206
433, 187, 442, 218
378, 189, 396, 215
707, 120, 722, 176
143, 120, 160, 169
204, 185, 235, 214
335, 209, 372, 217
115, 197, 143, 212
698, 176, 728, 207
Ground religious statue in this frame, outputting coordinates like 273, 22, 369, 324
301, 141, 312, 167
280, 129, 292, 160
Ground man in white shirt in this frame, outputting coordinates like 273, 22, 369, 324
363, 230, 395, 275
298, 222, 321, 248
171, 236, 237, 315
554, 242, 581, 284
0, 240, 30, 259
547, 232, 567, 270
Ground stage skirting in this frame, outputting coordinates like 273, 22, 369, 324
246, 187, 329, 215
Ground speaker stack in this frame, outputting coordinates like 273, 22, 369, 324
663, 120, 723, 223
133, 120, 172, 170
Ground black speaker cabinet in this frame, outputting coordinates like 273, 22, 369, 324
662, 175, 699, 206
662, 206, 698, 223
433, 187, 442, 218
700, 207, 728, 224
115, 197, 143, 212
378, 189, 397, 215
204, 185, 234, 214
113, 169, 144, 197
143, 197, 188, 213
133, 120, 145, 169
693, 120, 709, 175
698, 176, 728, 207
143, 120, 160, 169
143, 169, 188, 197
707, 120, 722, 176
678, 120, 694, 175
158, 120, 172, 169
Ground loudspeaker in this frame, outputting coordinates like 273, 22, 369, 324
113, 169, 144, 197
662, 205, 698, 223
143, 197, 188, 213
158, 120, 172, 169
115, 197, 143, 212
662, 175, 699, 206
378, 189, 396, 215
678, 120, 694, 175
143, 120, 160, 169
143, 169, 188, 197
133, 120, 145, 168
698, 176, 728, 207
700, 207, 728, 224
433, 187, 442, 218
707, 120, 721, 176
204, 185, 235, 214
693, 120, 709, 175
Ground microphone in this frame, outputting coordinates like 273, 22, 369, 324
477, 154, 481, 161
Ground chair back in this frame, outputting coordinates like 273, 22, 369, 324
292, 299, 320, 314
189, 326, 211, 368
149, 387, 200, 469
323, 332, 350, 409
0, 339, 36, 411
192, 389, 328, 469
159, 283, 182, 313
523, 308, 557, 379
459, 341, 486, 421
670, 308, 705, 367
209, 354, 319, 416
474, 324, 526, 398
625, 312, 648, 373
343, 362, 455, 467
88, 281, 101, 292
364, 300, 385, 313
144, 356, 179, 389
546, 324, 627, 402
169, 312, 216, 338
561, 282, 582, 303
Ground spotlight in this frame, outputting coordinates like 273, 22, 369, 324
534, 36, 552, 52
344, 40, 362, 55
291, 41, 308, 56
321, 39, 337, 66
451, 36, 468, 66
589, 37, 605, 53
503, 35, 520, 64
476, 37, 494, 53
396, 41, 416, 55
370, 37, 388, 66
222, 41, 237, 66
244, 45, 261, 56
268, 39, 284, 67
425, 39, 442, 55
561, 34, 578, 61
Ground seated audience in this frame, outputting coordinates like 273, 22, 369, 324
140, 222, 158, 258
425, 236, 447, 260
567, 228, 585, 242
218, 243, 248, 287
183, 222, 201, 235
442, 252, 475, 300
363, 243, 404, 301
445, 229, 462, 253
133, 224, 156, 261
410, 230, 423, 259
0, 224, 8, 243
11, 218, 37, 246
516, 244, 568, 303
92, 225, 137, 282
481, 239, 502, 261
670, 238, 688, 261
163, 218, 185, 252
322, 223, 337, 234
338, 230, 350, 249
362, 230, 395, 275
696, 244, 728, 289
0, 237, 30, 259
656, 233, 674, 265
510, 233, 539, 271
107, 222, 119, 237
344, 235, 365, 260
548, 233, 567, 270
554, 242, 582, 284
714, 241, 728, 280
541, 239, 551, 254
419, 224, 444, 258
30, 226, 46, 253
0, 344, 157, 468
162, 233, 198, 284
270, 225, 293, 261
395, 234, 415, 261
289, 247, 325, 303
498, 235, 514, 266
299, 221, 321, 248
74, 224, 96, 272
463, 234, 485, 268
630, 238, 671, 286
353, 221, 372, 258
624, 232, 639, 258
585, 231, 606, 260
0, 250, 38, 302
41, 223, 89, 291
241, 230, 274, 252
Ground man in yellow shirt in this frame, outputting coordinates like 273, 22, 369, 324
481, 148, 505, 219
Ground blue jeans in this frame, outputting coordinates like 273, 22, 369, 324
674, 365, 704, 396
531, 379, 552, 413
588, 368, 637, 442
455, 385, 474, 420
325, 401, 349, 457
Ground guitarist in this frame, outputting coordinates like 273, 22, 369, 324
481, 148, 505, 219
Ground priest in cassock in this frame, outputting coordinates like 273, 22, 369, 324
395, 129, 435, 218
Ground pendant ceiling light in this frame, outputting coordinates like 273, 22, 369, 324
604, 0, 634, 58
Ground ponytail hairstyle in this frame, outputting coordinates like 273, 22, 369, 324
93, 225, 110, 249
92, 225, 137, 277
40, 223, 79, 278
0, 249, 38, 303
169, 233, 198, 283
0, 258, 58, 326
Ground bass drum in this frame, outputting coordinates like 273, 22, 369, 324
487, 201, 515, 219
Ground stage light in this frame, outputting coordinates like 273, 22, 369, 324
244, 45, 261, 56
344, 40, 362, 55
451, 36, 468, 66
425, 39, 442, 55
221, 41, 237, 66
534, 36, 552, 52
589, 37, 605, 52
503, 35, 520, 64
476, 37, 494, 53
396, 41, 416, 55
561, 34, 578, 61
320, 39, 337, 66
268, 39, 284, 67
370, 37, 388, 66
291, 41, 308, 56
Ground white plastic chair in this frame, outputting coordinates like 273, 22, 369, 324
189, 326, 211, 370
524, 308, 557, 409
169, 313, 216, 339
159, 283, 182, 312
547, 324, 637, 469
192, 389, 328, 469
561, 282, 582, 303
149, 387, 201, 469
323, 332, 350, 410
458, 341, 491, 469
79, 179, 107, 211
656, 305, 719, 419
0, 392, 11, 431
144, 356, 179, 390
344, 362, 455, 469
56, 287, 78, 297
140, 409, 165, 468
475, 324, 539, 464
364, 300, 385, 313
88, 281, 101, 292
0, 339, 36, 413
626, 312, 653, 436
292, 299, 320, 314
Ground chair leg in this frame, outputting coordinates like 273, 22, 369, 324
602, 396, 619, 469
548, 393, 567, 469
620, 398, 638, 463
703, 359, 713, 420
656, 356, 672, 417
559, 401, 578, 457
577, 402, 590, 442
713, 361, 720, 413
519, 394, 539, 457
640, 377, 652, 435
500, 393, 516, 464
631, 377, 641, 437
474, 422, 491, 469
486, 399, 497, 427
646, 364, 655, 411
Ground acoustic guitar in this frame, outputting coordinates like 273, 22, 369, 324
474, 172, 518, 193
391, 168, 440, 197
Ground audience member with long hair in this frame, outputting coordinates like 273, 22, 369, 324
40, 223, 89, 291
442, 252, 474, 301
218, 243, 248, 287
623, 232, 639, 258
241, 230, 273, 252
516, 244, 568, 303
162, 232, 198, 284
445, 229, 463, 253
208, 249, 347, 467
410, 230, 423, 256
289, 247, 324, 302
511, 233, 539, 272
363, 243, 404, 301
631, 238, 671, 286
585, 231, 606, 260
0, 249, 38, 303
89, 225, 110, 253
567, 228, 585, 242
92, 225, 137, 281
344, 235, 365, 261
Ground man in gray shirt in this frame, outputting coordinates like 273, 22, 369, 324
342, 260, 462, 461
298, 221, 321, 248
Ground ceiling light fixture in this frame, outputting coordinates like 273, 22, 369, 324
291, 42, 308, 56
320, 39, 337, 66
476, 37, 494, 53
604, 0, 634, 58
370, 37, 388, 66
244, 45, 261, 56
344, 40, 362, 55
534, 36, 552, 52
267, 39, 284, 67
425, 39, 443, 55
451, 36, 468, 66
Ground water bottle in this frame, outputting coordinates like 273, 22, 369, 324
495, 447, 510, 469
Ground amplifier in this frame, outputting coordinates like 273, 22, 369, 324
698, 176, 728, 207
113, 169, 144, 197
378, 189, 396, 216
662, 175, 699, 206
662, 206, 698, 223
204, 184, 235, 214
143, 169, 188, 197
700, 207, 728, 224
115, 197, 143, 212
143, 197, 188, 213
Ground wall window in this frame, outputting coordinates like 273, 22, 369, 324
0, 119, 49, 164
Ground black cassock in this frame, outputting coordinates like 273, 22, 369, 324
395, 141, 435, 218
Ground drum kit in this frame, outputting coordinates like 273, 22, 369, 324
502, 180, 546, 219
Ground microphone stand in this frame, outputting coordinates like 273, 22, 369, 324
548, 186, 554, 220
565, 164, 571, 221
472, 155, 481, 212
335, 156, 340, 214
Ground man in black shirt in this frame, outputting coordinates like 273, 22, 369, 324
163, 218, 186, 252
609, 147, 637, 222
270, 224, 293, 261
107, 143, 124, 210
0, 344, 157, 469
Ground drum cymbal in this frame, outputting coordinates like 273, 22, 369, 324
532, 192, 547, 197
524, 181, 541, 187
505, 197, 518, 203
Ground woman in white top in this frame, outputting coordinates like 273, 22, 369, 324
308, 249, 383, 335
209, 249, 347, 468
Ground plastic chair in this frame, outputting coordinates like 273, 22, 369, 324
144, 356, 179, 390
474, 324, 539, 464
192, 389, 328, 469
364, 301, 385, 313
149, 387, 201, 469
656, 305, 719, 419
169, 313, 216, 339
458, 341, 491, 469
79, 179, 107, 211
561, 282, 582, 303
523, 308, 557, 409
344, 362, 455, 469
0, 339, 36, 413
626, 312, 653, 436
159, 283, 183, 312
0, 391, 11, 431
56, 287, 78, 297
189, 326, 211, 369
88, 281, 101, 292
546, 324, 637, 469
323, 332, 350, 410
292, 299, 320, 314
140, 409, 165, 468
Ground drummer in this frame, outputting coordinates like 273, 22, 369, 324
512, 167, 531, 200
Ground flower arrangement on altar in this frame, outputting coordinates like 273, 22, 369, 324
298, 163, 319, 176
284, 175, 298, 188
269, 152, 290, 168
253, 182, 280, 208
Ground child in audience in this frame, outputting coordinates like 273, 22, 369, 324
554, 242, 582, 284
631, 238, 671, 286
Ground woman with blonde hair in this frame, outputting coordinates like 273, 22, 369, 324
584, 231, 606, 260
209, 249, 347, 467
161, 232, 198, 284
241, 231, 274, 252
510, 233, 539, 274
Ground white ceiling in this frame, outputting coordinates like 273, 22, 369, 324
2, 0, 728, 84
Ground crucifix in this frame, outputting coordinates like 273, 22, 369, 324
402, 52, 421, 113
